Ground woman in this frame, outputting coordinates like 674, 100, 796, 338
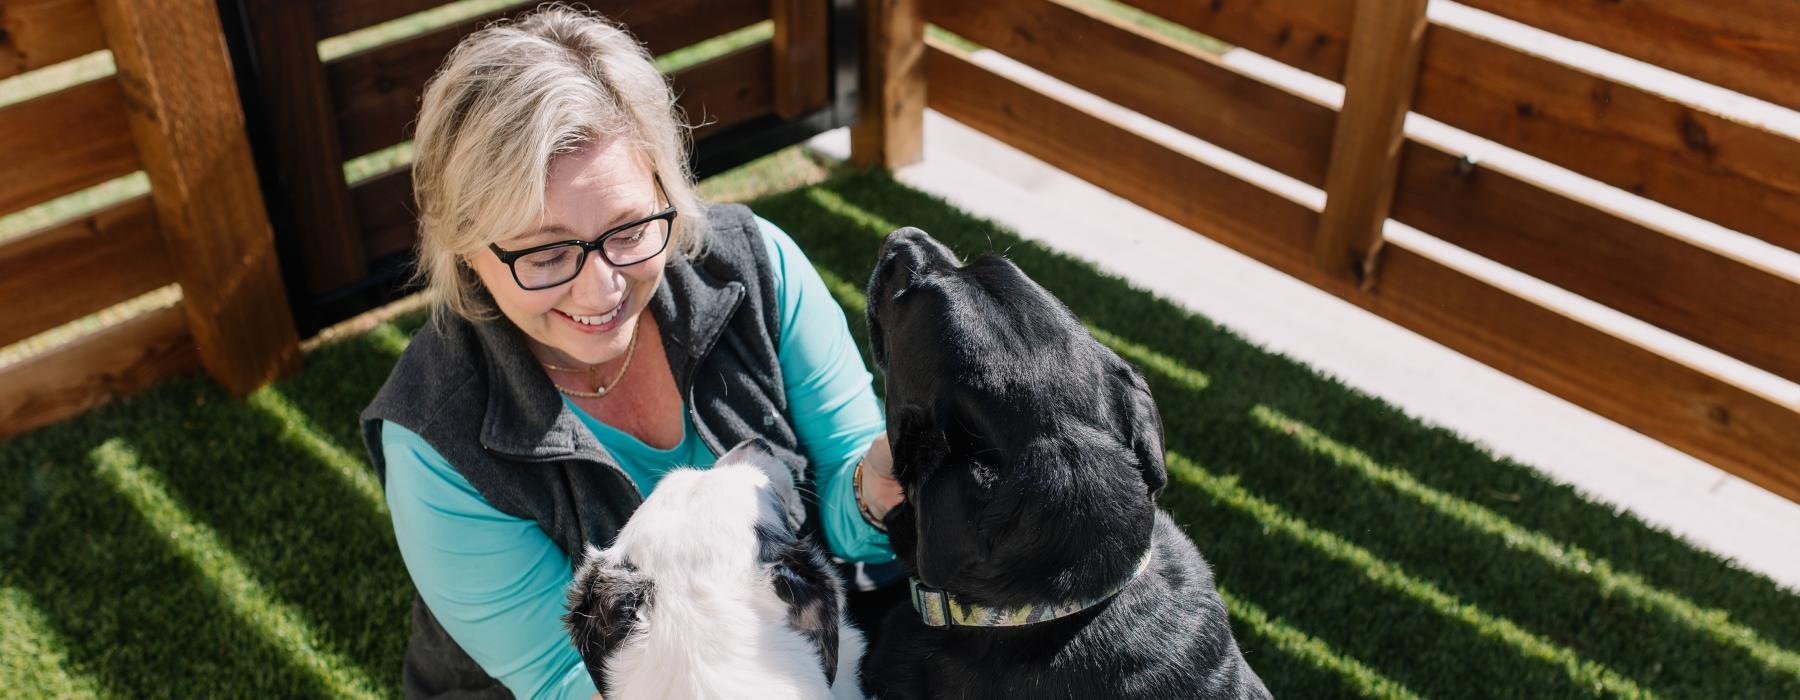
358, 6, 903, 698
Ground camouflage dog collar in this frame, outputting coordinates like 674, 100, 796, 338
909, 550, 1154, 628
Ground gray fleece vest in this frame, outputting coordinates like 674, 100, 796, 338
361, 203, 815, 698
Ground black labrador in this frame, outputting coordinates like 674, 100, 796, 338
862, 228, 1270, 699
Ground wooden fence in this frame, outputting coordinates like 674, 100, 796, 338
0, 0, 298, 440
227, 0, 856, 334
0, 0, 855, 440
852, 0, 1800, 504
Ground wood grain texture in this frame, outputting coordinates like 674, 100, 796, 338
925, 0, 1334, 187
1113, 0, 1352, 80
0, 196, 171, 347
849, 0, 924, 168
95, 0, 299, 395
926, 40, 1800, 503
325, 0, 766, 160
0, 0, 108, 79
0, 302, 199, 441
1458, 0, 1800, 114
239, 0, 366, 295
312, 0, 468, 38
773, 0, 831, 118
1415, 25, 1800, 256
0, 77, 139, 218
1391, 143, 1800, 385
350, 165, 416, 261
1313, 0, 1428, 287
677, 41, 777, 140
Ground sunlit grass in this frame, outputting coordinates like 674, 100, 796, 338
1166, 450, 1654, 698
1218, 587, 1424, 700
0, 588, 103, 698
365, 323, 414, 358
1251, 404, 1800, 680
89, 439, 384, 699
247, 390, 385, 512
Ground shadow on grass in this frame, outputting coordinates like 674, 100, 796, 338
0, 372, 410, 697
752, 168, 1800, 699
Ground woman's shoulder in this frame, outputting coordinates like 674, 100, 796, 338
361, 314, 485, 433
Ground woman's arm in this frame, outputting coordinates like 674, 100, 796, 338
382, 421, 598, 700
757, 216, 897, 563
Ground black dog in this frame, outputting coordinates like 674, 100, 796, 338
861, 228, 1270, 699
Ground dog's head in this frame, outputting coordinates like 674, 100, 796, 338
866, 227, 1167, 606
564, 438, 849, 696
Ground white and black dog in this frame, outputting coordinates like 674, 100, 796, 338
862, 228, 1271, 699
565, 439, 868, 700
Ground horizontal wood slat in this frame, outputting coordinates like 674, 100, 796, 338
679, 41, 776, 140
352, 165, 416, 260
325, 0, 767, 159
1415, 25, 1800, 257
1114, 0, 1351, 81
1392, 144, 1800, 385
315, 0, 764, 41
0, 196, 171, 348
0, 0, 108, 79
0, 77, 140, 218
313, 0, 473, 38
925, 0, 1334, 187
1457, 0, 1800, 114
925, 40, 1800, 502
773, 0, 832, 118
0, 302, 200, 441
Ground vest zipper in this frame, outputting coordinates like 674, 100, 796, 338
683, 287, 746, 458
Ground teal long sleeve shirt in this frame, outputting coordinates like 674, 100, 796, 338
380, 216, 891, 700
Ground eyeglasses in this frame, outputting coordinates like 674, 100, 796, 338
488, 176, 677, 290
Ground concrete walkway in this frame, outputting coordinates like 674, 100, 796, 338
806, 44, 1800, 591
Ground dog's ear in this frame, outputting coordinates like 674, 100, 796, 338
1120, 368, 1168, 499
564, 546, 653, 693
761, 529, 842, 686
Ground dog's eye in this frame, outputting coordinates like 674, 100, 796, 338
943, 412, 997, 462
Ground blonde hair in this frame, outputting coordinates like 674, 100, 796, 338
411, 4, 708, 323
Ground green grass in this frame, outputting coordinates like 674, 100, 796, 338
3, 159, 1798, 698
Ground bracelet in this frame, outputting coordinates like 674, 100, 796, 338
853, 457, 889, 532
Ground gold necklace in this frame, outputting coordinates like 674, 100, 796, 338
542, 323, 639, 398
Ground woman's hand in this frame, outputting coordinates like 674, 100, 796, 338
858, 432, 904, 523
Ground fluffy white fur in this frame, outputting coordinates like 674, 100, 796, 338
570, 444, 867, 700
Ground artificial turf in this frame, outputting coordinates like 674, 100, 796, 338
2, 158, 1796, 699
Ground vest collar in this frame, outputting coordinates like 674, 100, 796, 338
909, 548, 1154, 628
473, 254, 746, 462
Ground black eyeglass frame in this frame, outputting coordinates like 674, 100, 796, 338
487, 176, 678, 291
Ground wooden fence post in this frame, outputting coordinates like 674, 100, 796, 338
95, 0, 301, 395
773, 0, 833, 118
1313, 0, 1429, 289
236, 0, 368, 298
849, 0, 924, 168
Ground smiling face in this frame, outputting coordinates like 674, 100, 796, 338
465, 135, 668, 368
865, 227, 1168, 606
